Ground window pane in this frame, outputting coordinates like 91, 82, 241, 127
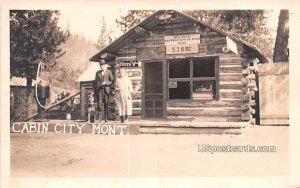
169, 81, 190, 99
193, 81, 216, 99
169, 59, 190, 78
193, 58, 215, 77
145, 61, 162, 93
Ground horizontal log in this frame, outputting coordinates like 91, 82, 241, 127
131, 92, 142, 100
241, 104, 251, 111
153, 22, 195, 30
241, 113, 252, 121
167, 107, 241, 117
220, 81, 242, 90
167, 99, 242, 108
220, 90, 242, 98
241, 87, 249, 94
242, 109, 256, 115
247, 83, 257, 89
202, 37, 226, 44
219, 59, 242, 66
249, 100, 256, 106
220, 73, 242, 81
250, 109, 256, 114
248, 90, 256, 97
241, 77, 250, 86
132, 100, 141, 108
167, 116, 242, 122
219, 65, 242, 73
240, 90, 255, 97
248, 66, 256, 71
241, 59, 250, 67
200, 32, 222, 38
246, 74, 256, 80
242, 69, 250, 75
250, 118, 256, 125
242, 94, 251, 102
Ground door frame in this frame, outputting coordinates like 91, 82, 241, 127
141, 59, 167, 118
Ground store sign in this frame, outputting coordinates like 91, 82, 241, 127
166, 44, 198, 54
168, 81, 177, 88
164, 34, 200, 45
165, 34, 200, 55
119, 60, 140, 67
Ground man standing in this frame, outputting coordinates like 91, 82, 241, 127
94, 61, 114, 122
94, 63, 104, 121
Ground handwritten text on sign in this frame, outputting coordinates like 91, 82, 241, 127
119, 60, 140, 67
164, 34, 200, 45
165, 34, 200, 54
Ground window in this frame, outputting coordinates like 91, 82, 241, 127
169, 59, 190, 78
168, 58, 218, 100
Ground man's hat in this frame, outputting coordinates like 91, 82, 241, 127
100, 52, 116, 67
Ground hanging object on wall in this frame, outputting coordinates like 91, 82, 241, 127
222, 46, 230, 53
226, 36, 238, 54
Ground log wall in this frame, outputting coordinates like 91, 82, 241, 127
115, 14, 258, 122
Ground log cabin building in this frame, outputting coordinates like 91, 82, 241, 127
89, 10, 268, 129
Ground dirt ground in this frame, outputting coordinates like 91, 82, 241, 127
10, 125, 289, 177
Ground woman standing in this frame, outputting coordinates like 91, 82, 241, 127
115, 68, 133, 123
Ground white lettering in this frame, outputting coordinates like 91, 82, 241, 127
29, 122, 37, 133
54, 123, 63, 133
118, 125, 127, 135
68, 124, 75, 133
12, 122, 21, 133
40, 123, 48, 133
108, 124, 116, 135
76, 123, 85, 134
21, 122, 29, 133
101, 124, 109, 134
62, 124, 67, 133
92, 124, 101, 134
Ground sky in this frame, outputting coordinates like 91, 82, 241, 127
58, 6, 125, 42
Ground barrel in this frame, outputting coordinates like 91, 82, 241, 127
37, 81, 50, 99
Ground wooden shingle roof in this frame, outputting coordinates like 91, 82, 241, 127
90, 10, 268, 63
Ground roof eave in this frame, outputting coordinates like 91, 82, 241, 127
90, 10, 269, 63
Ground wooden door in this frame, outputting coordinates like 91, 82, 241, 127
142, 61, 166, 118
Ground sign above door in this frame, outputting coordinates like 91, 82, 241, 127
164, 34, 200, 45
164, 34, 200, 55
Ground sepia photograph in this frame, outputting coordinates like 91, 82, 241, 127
1, 0, 300, 187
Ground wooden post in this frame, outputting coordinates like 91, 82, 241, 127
81, 87, 87, 120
